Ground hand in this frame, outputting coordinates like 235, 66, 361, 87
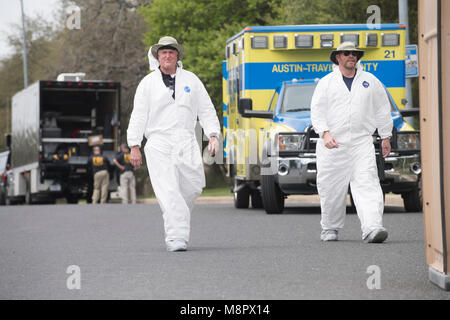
381, 138, 391, 158
323, 131, 339, 149
130, 146, 142, 170
208, 137, 219, 157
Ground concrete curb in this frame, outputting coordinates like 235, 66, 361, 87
138, 194, 405, 206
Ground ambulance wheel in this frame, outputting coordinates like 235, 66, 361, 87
261, 174, 284, 214
233, 178, 249, 209
250, 189, 264, 209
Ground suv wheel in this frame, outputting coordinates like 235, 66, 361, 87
261, 174, 284, 214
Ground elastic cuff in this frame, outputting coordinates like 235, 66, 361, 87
209, 132, 220, 139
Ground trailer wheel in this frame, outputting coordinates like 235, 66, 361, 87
0, 190, 5, 205
66, 195, 79, 204
4, 185, 15, 205
261, 174, 284, 214
250, 189, 264, 209
25, 180, 33, 205
402, 178, 422, 212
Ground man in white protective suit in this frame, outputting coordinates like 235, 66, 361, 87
311, 41, 393, 243
127, 36, 221, 252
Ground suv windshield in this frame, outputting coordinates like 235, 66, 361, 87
281, 84, 317, 113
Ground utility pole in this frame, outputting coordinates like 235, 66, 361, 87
20, 0, 28, 88
399, 0, 413, 112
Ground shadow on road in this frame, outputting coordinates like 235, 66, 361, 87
253, 204, 421, 215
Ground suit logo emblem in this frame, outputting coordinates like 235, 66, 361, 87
184, 86, 191, 93
362, 81, 370, 88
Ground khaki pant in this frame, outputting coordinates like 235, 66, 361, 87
92, 170, 109, 204
119, 171, 136, 204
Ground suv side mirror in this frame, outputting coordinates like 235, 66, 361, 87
238, 98, 252, 116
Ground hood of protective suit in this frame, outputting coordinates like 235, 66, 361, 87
148, 46, 183, 71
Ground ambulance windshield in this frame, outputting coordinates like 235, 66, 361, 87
281, 84, 317, 113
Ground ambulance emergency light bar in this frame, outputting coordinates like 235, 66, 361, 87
320, 34, 334, 48
340, 33, 360, 47
295, 34, 314, 48
251, 36, 268, 49
366, 33, 378, 47
273, 35, 288, 48
382, 33, 400, 46
230, 25, 404, 53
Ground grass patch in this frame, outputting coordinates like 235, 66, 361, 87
200, 186, 231, 197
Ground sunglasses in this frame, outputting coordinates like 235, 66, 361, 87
340, 51, 358, 57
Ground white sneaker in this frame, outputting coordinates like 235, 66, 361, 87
364, 228, 388, 243
320, 229, 338, 241
166, 239, 188, 252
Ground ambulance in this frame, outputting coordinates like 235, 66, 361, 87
222, 24, 421, 213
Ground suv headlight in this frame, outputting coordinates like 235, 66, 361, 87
278, 133, 305, 151
397, 132, 420, 149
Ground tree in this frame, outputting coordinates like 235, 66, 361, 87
53, 0, 150, 126
0, 15, 58, 151
139, 0, 280, 118
0, 0, 152, 152
270, 0, 419, 110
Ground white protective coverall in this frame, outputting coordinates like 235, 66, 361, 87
127, 48, 220, 244
311, 62, 393, 239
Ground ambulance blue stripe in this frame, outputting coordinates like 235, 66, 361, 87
243, 60, 405, 90
223, 115, 228, 128
223, 102, 228, 112
222, 61, 228, 80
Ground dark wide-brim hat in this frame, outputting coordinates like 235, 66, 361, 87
150, 36, 185, 60
330, 41, 364, 65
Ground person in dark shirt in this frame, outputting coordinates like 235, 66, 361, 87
113, 143, 136, 204
88, 146, 110, 204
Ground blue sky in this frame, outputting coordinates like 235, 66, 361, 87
0, 0, 60, 59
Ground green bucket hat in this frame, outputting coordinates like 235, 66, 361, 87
330, 41, 364, 65
150, 36, 185, 60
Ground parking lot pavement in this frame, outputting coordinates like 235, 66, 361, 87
0, 200, 448, 300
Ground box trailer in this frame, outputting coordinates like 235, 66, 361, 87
4, 74, 121, 204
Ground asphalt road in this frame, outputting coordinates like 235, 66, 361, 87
0, 200, 449, 300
